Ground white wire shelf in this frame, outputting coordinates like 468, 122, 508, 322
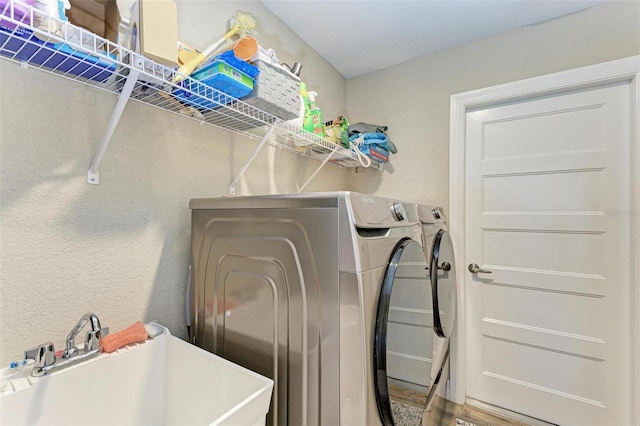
0, 0, 383, 193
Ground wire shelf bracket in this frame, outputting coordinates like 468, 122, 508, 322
297, 148, 336, 193
87, 69, 140, 184
229, 123, 277, 195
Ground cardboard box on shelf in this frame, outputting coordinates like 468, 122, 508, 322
138, 0, 177, 67
66, 0, 120, 44
126, 0, 178, 67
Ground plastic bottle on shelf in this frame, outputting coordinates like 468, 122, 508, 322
306, 89, 331, 154
308, 91, 325, 138
300, 82, 314, 133
291, 82, 313, 150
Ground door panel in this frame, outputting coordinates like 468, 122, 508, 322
465, 82, 631, 425
482, 169, 604, 212
482, 229, 604, 275
481, 337, 607, 403
482, 285, 606, 339
481, 104, 604, 160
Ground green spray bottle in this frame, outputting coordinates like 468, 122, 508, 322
308, 91, 325, 137
300, 82, 314, 133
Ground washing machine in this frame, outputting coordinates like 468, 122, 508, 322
189, 192, 451, 426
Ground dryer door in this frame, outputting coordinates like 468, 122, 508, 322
430, 229, 457, 339
374, 237, 434, 425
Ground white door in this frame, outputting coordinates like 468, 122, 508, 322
464, 82, 632, 425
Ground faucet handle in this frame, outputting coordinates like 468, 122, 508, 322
84, 327, 108, 352
24, 342, 56, 368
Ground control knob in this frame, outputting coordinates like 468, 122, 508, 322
390, 202, 406, 221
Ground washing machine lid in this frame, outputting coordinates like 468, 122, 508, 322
190, 192, 421, 229
189, 192, 344, 210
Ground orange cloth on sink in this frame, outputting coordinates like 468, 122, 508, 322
101, 321, 148, 353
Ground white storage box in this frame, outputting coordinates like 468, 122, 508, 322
244, 59, 300, 121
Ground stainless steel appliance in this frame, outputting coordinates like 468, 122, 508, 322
373, 205, 457, 425
418, 205, 457, 424
189, 192, 456, 426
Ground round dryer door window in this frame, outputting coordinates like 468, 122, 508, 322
373, 237, 434, 425
430, 229, 457, 339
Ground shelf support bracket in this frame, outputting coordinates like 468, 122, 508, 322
297, 149, 336, 193
229, 124, 278, 195
87, 69, 141, 184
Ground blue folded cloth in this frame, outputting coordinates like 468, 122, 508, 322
349, 132, 390, 151
348, 123, 397, 154
350, 133, 390, 163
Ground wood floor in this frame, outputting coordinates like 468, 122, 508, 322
388, 383, 537, 426
424, 395, 534, 426
389, 382, 429, 409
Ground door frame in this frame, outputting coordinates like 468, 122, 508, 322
448, 56, 640, 423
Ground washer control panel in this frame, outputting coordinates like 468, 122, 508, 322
349, 193, 419, 227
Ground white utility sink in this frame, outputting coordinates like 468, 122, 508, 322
0, 324, 273, 425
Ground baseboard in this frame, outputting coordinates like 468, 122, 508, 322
465, 398, 557, 426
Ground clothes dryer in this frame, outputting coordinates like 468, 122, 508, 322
372, 205, 457, 425
189, 192, 445, 426
418, 205, 457, 424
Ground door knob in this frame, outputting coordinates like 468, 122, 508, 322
468, 263, 492, 274
438, 262, 451, 271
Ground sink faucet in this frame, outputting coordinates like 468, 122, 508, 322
63, 313, 103, 359
24, 313, 108, 377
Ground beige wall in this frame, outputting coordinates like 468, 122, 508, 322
346, 1, 640, 213
0, 1, 347, 364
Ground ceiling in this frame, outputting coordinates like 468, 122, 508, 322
261, 0, 607, 78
